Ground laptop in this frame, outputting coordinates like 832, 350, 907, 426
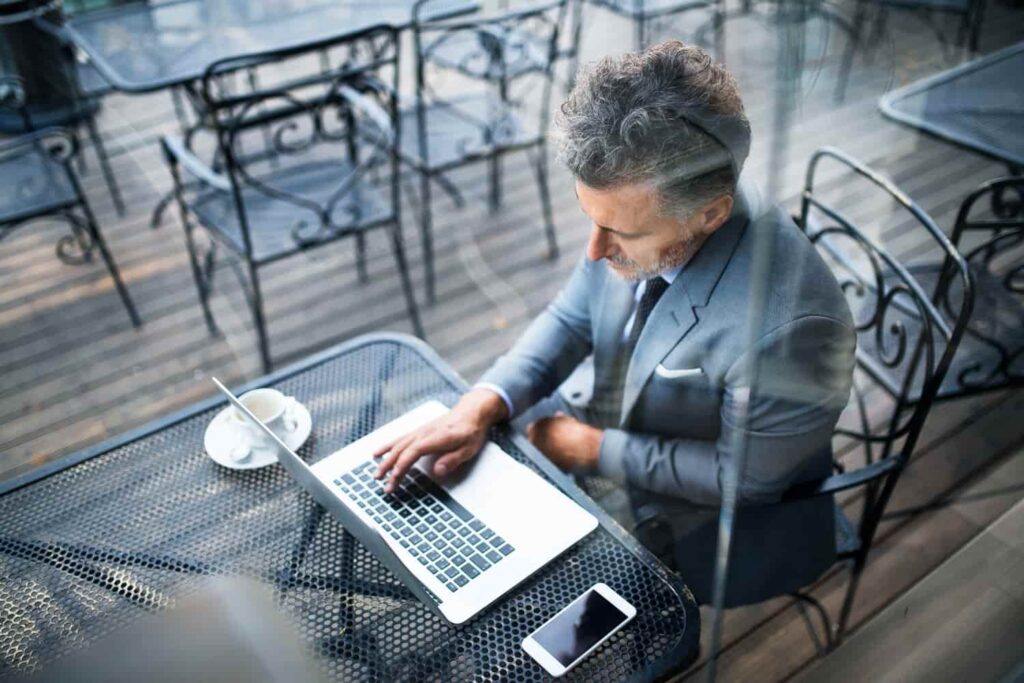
212, 379, 598, 624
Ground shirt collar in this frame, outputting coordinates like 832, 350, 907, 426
633, 263, 684, 301
660, 264, 684, 284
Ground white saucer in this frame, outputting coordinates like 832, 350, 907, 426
204, 400, 312, 470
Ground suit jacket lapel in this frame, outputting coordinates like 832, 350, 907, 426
619, 205, 751, 425
594, 271, 635, 377
619, 279, 698, 425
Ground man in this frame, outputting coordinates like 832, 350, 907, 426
375, 42, 856, 605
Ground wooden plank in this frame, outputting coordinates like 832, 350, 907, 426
675, 391, 1024, 682
794, 478, 1024, 683
0, 13, 1022, 683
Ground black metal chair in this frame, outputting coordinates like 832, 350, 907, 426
0, 76, 140, 327
495, 0, 586, 93
403, 0, 568, 302
836, 0, 988, 100
589, 0, 724, 53
927, 176, 1023, 398
161, 27, 424, 373
3, 0, 127, 215
783, 147, 973, 648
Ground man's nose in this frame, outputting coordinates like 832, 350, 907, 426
586, 227, 609, 262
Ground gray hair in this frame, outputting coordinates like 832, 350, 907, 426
556, 41, 751, 219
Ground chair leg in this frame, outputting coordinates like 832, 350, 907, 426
635, 15, 646, 51
790, 592, 834, 655
564, 0, 584, 94
77, 202, 141, 328
835, 558, 865, 645
488, 155, 502, 213
388, 223, 426, 340
712, 1, 726, 63
182, 222, 220, 336
834, 0, 867, 103
84, 115, 126, 216
419, 170, 436, 304
355, 232, 369, 283
170, 86, 191, 137
532, 148, 559, 260
954, 13, 970, 55
866, 7, 889, 60
968, 0, 985, 53
246, 261, 273, 373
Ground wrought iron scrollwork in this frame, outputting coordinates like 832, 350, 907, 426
939, 176, 1024, 392
419, 1, 559, 82
192, 28, 400, 249
412, 0, 567, 159
798, 147, 973, 458
0, 126, 91, 261
808, 222, 937, 444
56, 211, 97, 264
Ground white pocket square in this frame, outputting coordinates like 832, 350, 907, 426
655, 364, 705, 380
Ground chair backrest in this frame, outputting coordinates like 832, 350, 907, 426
938, 175, 1024, 393
192, 26, 402, 248
411, 0, 569, 151
949, 176, 1023, 290
0, 76, 83, 229
789, 147, 973, 547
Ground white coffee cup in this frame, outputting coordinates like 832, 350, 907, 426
229, 388, 298, 458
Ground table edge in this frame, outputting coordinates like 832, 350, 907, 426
64, 0, 482, 94
878, 41, 1024, 168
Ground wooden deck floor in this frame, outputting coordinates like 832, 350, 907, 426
2, 0, 1023, 680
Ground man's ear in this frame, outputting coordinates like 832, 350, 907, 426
698, 195, 734, 236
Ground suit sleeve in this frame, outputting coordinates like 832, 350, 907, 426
597, 315, 856, 506
477, 256, 595, 419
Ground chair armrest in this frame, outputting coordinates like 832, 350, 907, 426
0, 127, 78, 162
160, 135, 230, 192
336, 85, 394, 144
782, 457, 902, 500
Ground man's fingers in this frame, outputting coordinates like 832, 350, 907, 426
379, 436, 419, 488
382, 428, 457, 491
371, 416, 484, 491
374, 433, 415, 478
432, 446, 475, 478
385, 447, 427, 492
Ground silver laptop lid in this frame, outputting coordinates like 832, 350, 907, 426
210, 378, 444, 614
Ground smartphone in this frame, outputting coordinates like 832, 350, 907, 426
521, 583, 636, 677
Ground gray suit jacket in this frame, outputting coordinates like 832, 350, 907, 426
480, 184, 856, 605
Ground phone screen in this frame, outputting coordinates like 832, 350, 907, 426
532, 589, 630, 668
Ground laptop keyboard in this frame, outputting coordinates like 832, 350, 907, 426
334, 461, 516, 593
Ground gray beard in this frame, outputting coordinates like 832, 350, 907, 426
607, 237, 702, 282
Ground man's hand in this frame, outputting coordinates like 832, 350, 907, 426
526, 412, 603, 473
373, 388, 508, 493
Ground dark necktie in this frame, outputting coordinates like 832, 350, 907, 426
598, 277, 670, 424
628, 277, 670, 350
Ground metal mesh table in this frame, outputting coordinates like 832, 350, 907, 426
879, 41, 1024, 170
64, 0, 479, 93
0, 334, 699, 681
